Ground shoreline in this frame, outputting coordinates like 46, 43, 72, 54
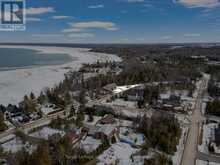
0, 45, 121, 105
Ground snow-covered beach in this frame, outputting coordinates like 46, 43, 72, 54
0, 45, 121, 105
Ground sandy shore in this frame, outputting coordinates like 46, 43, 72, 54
0, 45, 121, 105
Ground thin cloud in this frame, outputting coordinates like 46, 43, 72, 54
173, 0, 220, 9
88, 4, 104, 9
62, 21, 119, 33
62, 28, 84, 33
161, 36, 172, 40
52, 16, 72, 20
68, 33, 95, 38
26, 7, 55, 15
184, 33, 201, 37
26, 17, 42, 22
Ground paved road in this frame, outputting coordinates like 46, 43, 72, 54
181, 76, 209, 165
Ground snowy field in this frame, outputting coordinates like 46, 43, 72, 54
29, 127, 65, 140
1, 137, 36, 153
0, 45, 121, 105
97, 142, 140, 165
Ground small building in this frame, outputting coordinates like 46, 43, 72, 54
123, 85, 145, 101
83, 125, 119, 142
94, 125, 119, 142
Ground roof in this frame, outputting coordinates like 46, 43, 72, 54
113, 84, 142, 94
65, 131, 79, 142
97, 125, 117, 136
85, 124, 117, 136
99, 114, 115, 124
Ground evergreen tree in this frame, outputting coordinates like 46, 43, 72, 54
33, 142, 52, 165
30, 92, 36, 100
0, 112, 7, 132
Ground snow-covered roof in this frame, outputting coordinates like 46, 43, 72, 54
113, 84, 142, 94
97, 124, 117, 136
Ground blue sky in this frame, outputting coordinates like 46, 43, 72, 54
1, 0, 220, 43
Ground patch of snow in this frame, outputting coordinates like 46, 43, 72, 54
172, 127, 188, 165
0, 134, 15, 143
41, 107, 55, 115
196, 159, 219, 165
198, 123, 218, 154
29, 127, 65, 140
201, 102, 207, 115
119, 127, 145, 146
97, 142, 139, 165
80, 136, 101, 154
1, 137, 35, 153
118, 119, 133, 127
113, 84, 141, 94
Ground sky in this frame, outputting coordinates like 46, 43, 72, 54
1, 0, 220, 43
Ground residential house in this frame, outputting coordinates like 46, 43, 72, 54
64, 131, 80, 146
83, 125, 119, 142
97, 114, 116, 125
123, 85, 145, 101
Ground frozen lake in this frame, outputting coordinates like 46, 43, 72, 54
0, 45, 121, 105
0, 48, 74, 71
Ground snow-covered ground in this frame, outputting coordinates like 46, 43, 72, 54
0, 134, 15, 143
172, 127, 188, 165
80, 136, 101, 154
201, 102, 207, 115
118, 109, 143, 118
97, 142, 140, 165
198, 123, 218, 154
102, 99, 137, 109
83, 115, 102, 126
41, 107, 56, 115
29, 127, 65, 140
196, 159, 220, 165
119, 127, 145, 146
118, 119, 133, 127
160, 90, 189, 100
1, 137, 36, 153
0, 45, 121, 105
